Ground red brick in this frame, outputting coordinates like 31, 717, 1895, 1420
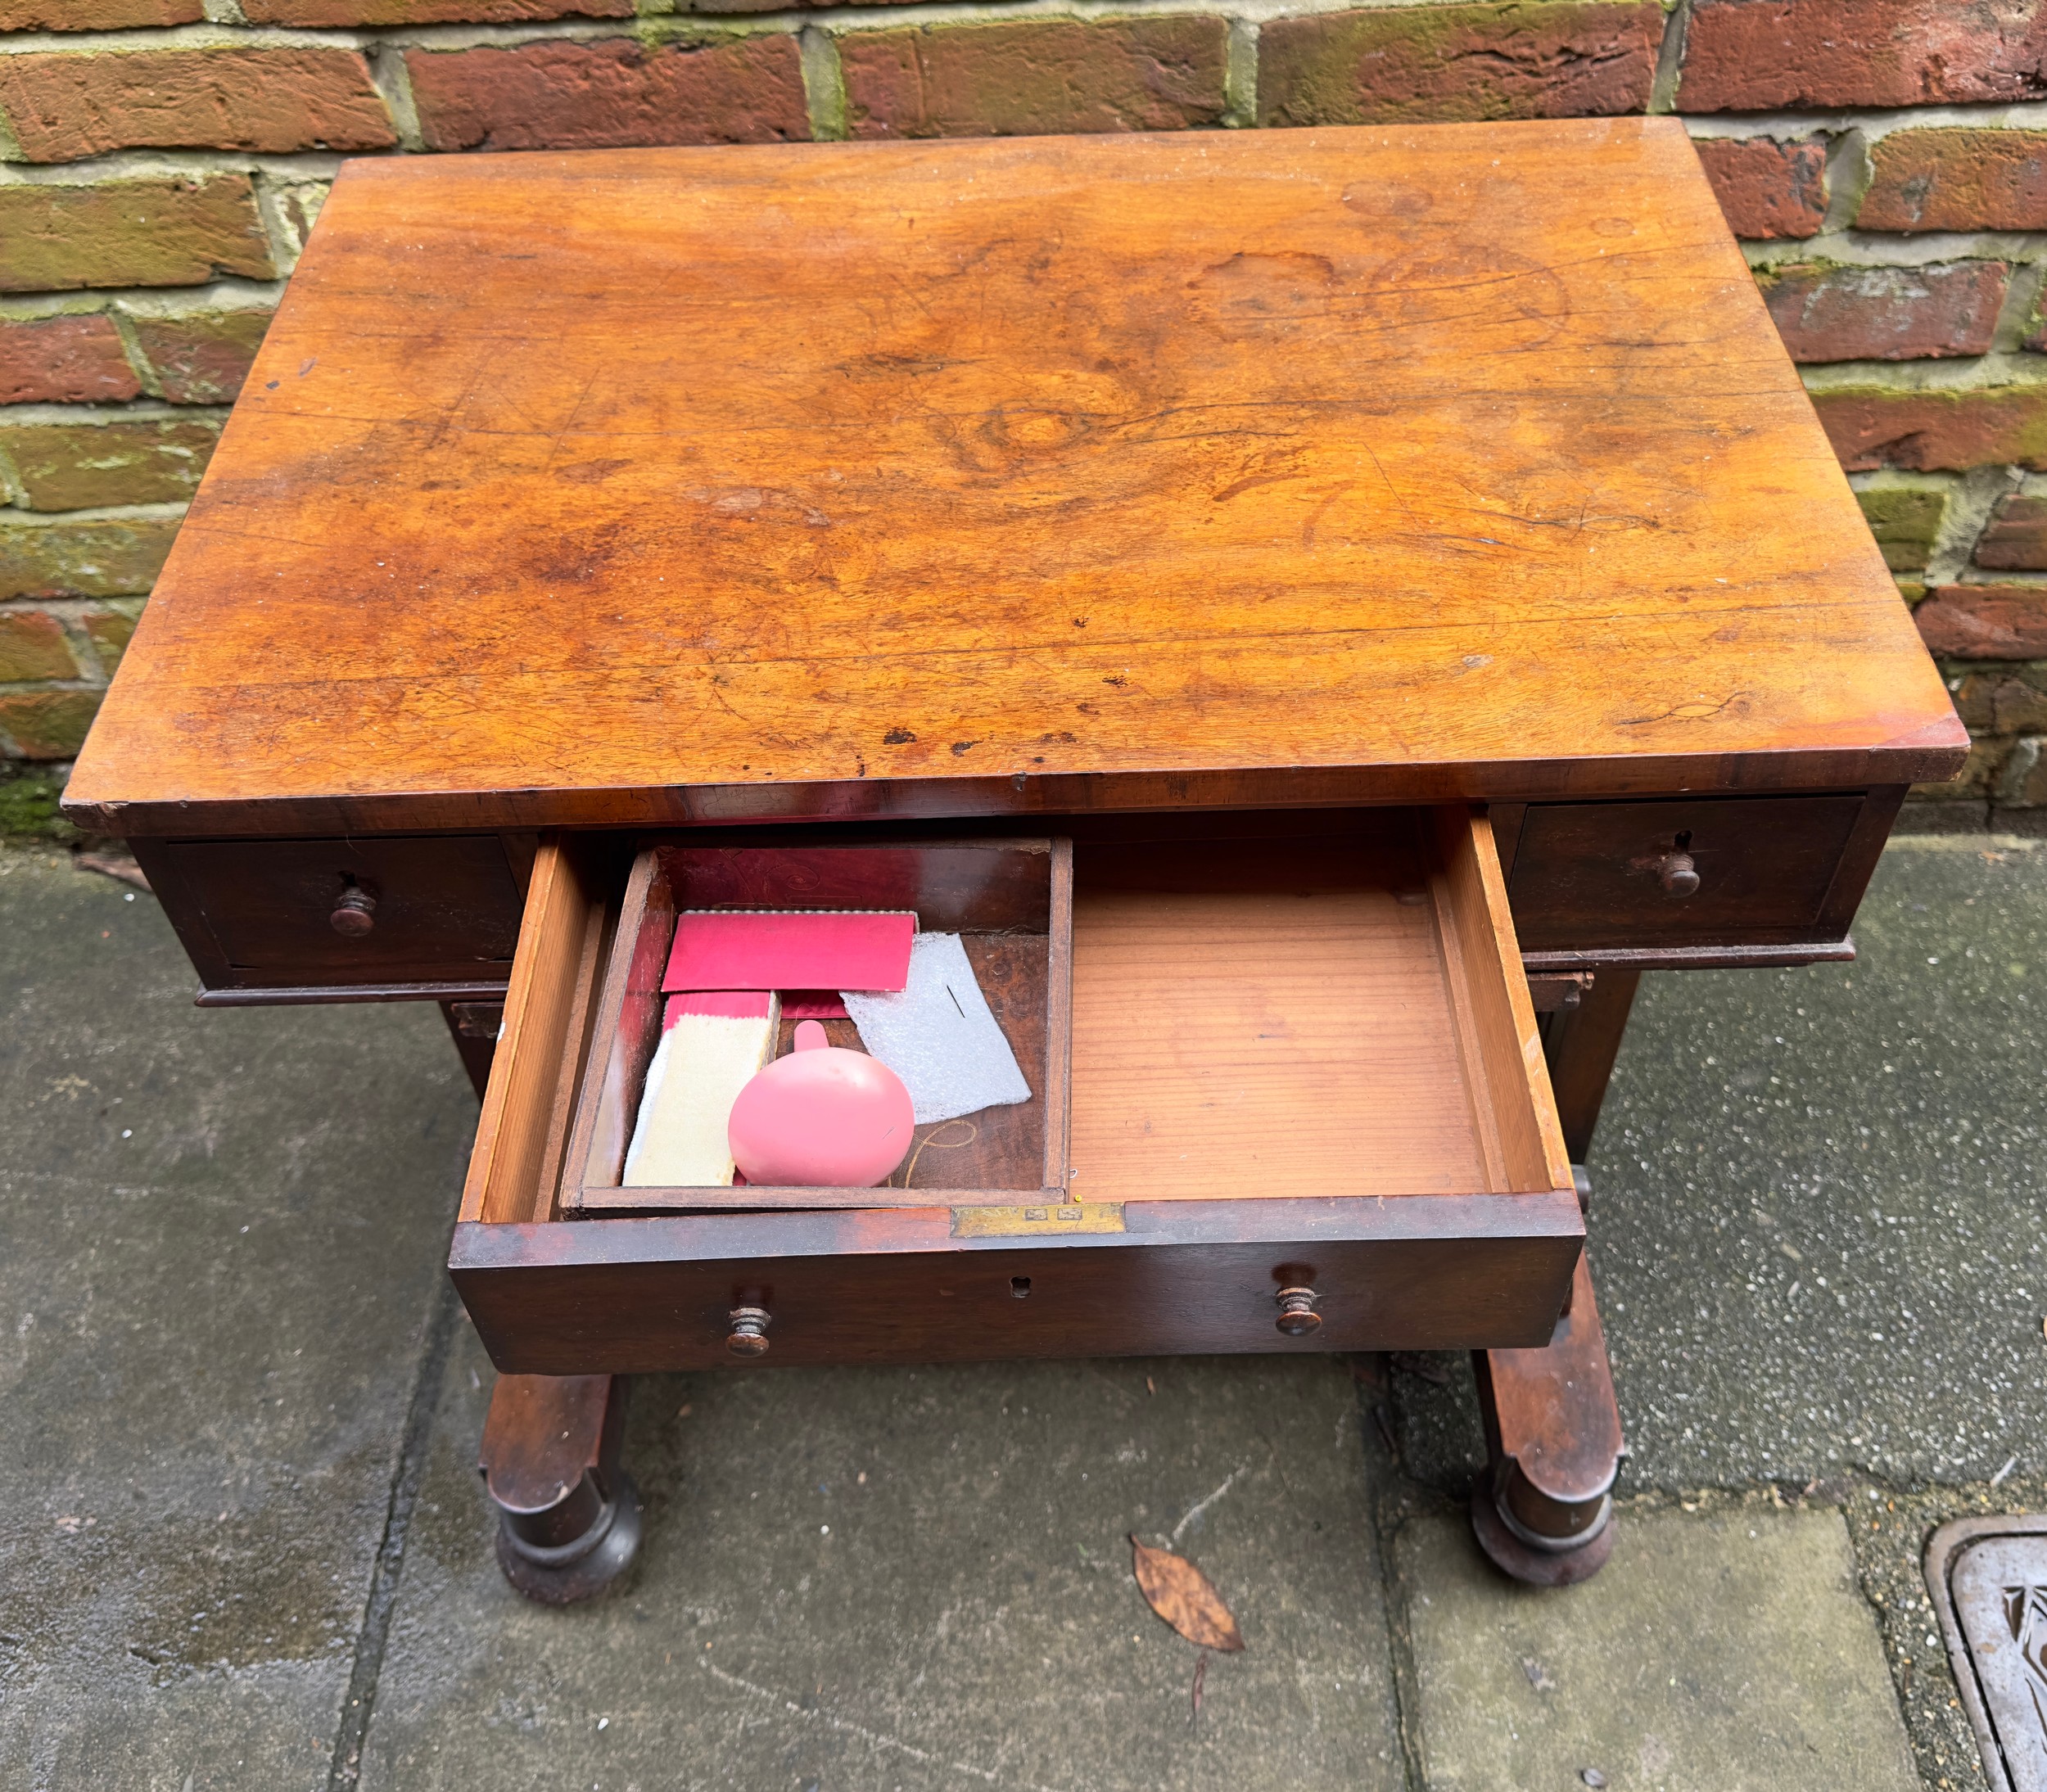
0, 0, 198, 25
1916, 585, 2047, 658
0, 49, 394, 164
1859, 129, 2047, 233
1950, 666, 2047, 731
0, 613, 79, 683
1814, 386, 2047, 472
0, 316, 140, 405
0, 178, 273, 296
1258, 1, 1661, 127
405, 37, 807, 152
80, 604, 142, 675
1682, 0, 2047, 111
246, 0, 626, 20
0, 691, 101, 760
0, 517, 178, 601
844, 17, 1227, 138
131, 311, 273, 405
1759, 260, 2009, 363
1693, 138, 1828, 240
1973, 494, 2047, 570
1, 418, 220, 512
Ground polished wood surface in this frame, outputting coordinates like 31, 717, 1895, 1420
67, 119, 1963, 840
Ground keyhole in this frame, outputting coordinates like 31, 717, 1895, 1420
1010, 1276, 1032, 1299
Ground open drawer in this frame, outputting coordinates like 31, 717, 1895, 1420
451, 808, 1585, 1374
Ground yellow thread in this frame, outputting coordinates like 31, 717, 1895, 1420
898, 1119, 978, 1189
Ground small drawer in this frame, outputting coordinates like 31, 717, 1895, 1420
138, 833, 528, 995
1507, 794, 1879, 959
451, 810, 1584, 1375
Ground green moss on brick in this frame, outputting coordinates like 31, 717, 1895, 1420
0, 612, 79, 681
80, 602, 142, 674
0, 418, 219, 511
0, 516, 178, 600
1258, 0, 1661, 127
1856, 486, 1948, 571
0, 689, 101, 759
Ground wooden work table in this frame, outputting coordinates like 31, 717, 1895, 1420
66, 118, 1965, 1599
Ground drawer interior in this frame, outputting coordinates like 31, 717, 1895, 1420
463, 806, 1569, 1226
1069, 809, 1566, 1202
566, 838, 1071, 1215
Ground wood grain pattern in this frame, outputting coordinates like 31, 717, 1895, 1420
1432, 806, 1574, 1194
1065, 813, 1566, 1203
67, 120, 1963, 839
460, 836, 603, 1226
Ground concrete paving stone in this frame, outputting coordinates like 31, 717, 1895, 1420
0, 850, 477, 1790
1399, 1503, 1921, 1792
360, 1324, 1405, 1792
1396, 838, 2047, 1493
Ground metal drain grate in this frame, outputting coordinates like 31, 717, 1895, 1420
1927, 1516, 2047, 1791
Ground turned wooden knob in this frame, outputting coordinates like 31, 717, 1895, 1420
1275, 1286, 1322, 1336
726, 1306, 772, 1357
1658, 851, 1700, 898
330, 886, 377, 937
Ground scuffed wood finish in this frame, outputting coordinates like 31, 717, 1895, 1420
68, 120, 1963, 840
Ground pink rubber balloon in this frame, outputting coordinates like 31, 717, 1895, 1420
728, 1019, 915, 1187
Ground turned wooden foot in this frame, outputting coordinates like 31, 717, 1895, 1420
1471, 1248, 1625, 1586
480, 1372, 640, 1604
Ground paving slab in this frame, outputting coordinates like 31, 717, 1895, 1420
1399, 1503, 1921, 1792
360, 1325, 1405, 1792
1396, 837, 2047, 1493
0, 850, 476, 1791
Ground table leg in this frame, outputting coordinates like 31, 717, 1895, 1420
479, 1371, 641, 1604
440, 1000, 503, 1101
1471, 1251, 1624, 1585
1468, 967, 1638, 1585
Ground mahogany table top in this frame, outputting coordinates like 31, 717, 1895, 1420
66, 118, 1963, 838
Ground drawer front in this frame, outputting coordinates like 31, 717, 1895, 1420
1507, 796, 1867, 953
452, 1219, 1584, 1375
454, 816, 1584, 1373
155, 834, 526, 990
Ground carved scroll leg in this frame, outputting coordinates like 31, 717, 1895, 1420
1471, 1251, 1625, 1586
480, 1372, 641, 1605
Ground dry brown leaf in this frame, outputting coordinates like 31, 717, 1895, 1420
1128, 1535, 1244, 1653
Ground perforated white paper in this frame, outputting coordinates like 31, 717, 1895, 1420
843, 932, 1031, 1126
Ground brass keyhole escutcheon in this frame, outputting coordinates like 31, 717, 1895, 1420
1275, 1286, 1322, 1336
726, 1305, 772, 1357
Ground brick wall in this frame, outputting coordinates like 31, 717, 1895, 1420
5, 0, 2046, 829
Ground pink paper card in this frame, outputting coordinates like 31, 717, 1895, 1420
663, 911, 915, 995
